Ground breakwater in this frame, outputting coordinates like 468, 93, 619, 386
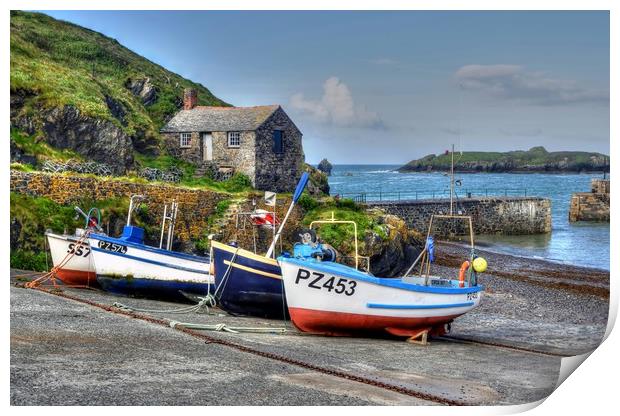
367, 197, 551, 236
569, 179, 610, 222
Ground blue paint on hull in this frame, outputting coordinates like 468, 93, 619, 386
97, 275, 213, 303
211, 244, 286, 319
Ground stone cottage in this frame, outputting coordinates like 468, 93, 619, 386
161, 89, 305, 192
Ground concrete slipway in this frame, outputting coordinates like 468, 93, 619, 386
10, 261, 608, 406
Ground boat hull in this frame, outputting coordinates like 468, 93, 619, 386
278, 257, 483, 338
211, 240, 286, 318
89, 234, 213, 302
46, 232, 98, 287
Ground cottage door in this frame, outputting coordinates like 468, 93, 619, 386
202, 133, 213, 161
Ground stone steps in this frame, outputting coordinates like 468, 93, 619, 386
212, 199, 246, 230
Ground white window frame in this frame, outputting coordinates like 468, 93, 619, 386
180, 132, 192, 148
227, 131, 241, 148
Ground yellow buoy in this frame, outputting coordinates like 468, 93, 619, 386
472, 257, 487, 273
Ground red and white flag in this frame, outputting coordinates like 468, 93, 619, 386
250, 209, 279, 228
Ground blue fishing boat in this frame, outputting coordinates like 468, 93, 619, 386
211, 240, 285, 318
210, 172, 310, 318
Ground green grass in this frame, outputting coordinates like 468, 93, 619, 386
11, 10, 228, 149
301, 198, 387, 253
133, 153, 252, 192
11, 128, 83, 162
9, 192, 157, 271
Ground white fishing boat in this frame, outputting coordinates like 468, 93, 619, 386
89, 199, 214, 300
44, 206, 104, 287
45, 228, 97, 287
279, 149, 486, 343
278, 214, 486, 343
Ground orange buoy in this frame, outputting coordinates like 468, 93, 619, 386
458, 261, 470, 288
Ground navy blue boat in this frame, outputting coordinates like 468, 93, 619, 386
211, 240, 286, 319
210, 172, 311, 318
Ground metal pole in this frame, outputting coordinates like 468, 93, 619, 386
450, 144, 454, 215
127, 198, 135, 226
266, 199, 296, 259
167, 204, 174, 250
272, 193, 277, 257
168, 201, 178, 251
159, 204, 168, 249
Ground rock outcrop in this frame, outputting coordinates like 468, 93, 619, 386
317, 158, 333, 176
364, 212, 424, 277
124, 77, 158, 106
41, 106, 134, 174
305, 164, 330, 196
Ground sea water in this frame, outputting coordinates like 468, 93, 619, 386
327, 165, 610, 271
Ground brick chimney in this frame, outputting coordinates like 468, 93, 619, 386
183, 88, 197, 110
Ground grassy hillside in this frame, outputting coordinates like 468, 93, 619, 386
398, 146, 609, 173
10, 10, 228, 153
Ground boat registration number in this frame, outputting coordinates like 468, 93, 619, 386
467, 292, 478, 301
294, 268, 356, 296
66, 243, 90, 257
97, 240, 128, 254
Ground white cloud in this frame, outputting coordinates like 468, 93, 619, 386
455, 64, 609, 106
290, 77, 384, 128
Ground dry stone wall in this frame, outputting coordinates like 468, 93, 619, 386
10, 171, 228, 244
368, 197, 552, 236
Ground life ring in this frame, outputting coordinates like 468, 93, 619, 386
458, 261, 470, 288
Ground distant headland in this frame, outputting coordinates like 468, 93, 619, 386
397, 146, 609, 173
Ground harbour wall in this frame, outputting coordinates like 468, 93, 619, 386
569, 179, 610, 222
367, 197, 552, 236
9, 170, 228, 243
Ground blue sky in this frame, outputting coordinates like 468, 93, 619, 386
42, 10, 610, 164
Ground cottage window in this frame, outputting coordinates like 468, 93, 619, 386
180, 133, 192, 148
228, 132, 241, 148
272, 130, 284, 154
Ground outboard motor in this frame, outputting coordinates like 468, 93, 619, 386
292, 230, 338, 262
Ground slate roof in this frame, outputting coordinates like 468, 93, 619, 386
160, 105, 280, 133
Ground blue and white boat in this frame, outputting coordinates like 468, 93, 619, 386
278, 211, 486, 343
279, 252, 484, 341
89, 225, 213, 301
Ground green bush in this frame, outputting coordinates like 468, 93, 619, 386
297, 193, 319, 212
335, 197, 359, 211
10, 250, 49, 272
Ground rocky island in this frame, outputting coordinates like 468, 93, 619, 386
397, 146, 609, 173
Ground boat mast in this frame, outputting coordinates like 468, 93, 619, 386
127, 194, 144, 226
450, 143, 455, 215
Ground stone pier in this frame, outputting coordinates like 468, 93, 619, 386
569, 179, 610, 222
367, 197, 551, 236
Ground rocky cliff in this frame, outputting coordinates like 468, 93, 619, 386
398, 146, 609, 173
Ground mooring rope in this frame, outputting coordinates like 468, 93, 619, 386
22, 230, 93, 289
169, 321, 287, 334
112, 294, 217, 315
